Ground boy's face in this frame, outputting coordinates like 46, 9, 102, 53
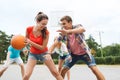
60, 20, 72, 30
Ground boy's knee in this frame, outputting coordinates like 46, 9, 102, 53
51, 70, 60, 77
61, 67, 69, 78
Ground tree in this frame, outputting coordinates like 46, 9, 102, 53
0, 30, 12, 63
86, 35, 101, 57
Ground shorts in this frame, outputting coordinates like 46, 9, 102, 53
28, 52, 47, 62
59, 54, 69, 60
64, 53, 96, 69
3, 57, 23, 68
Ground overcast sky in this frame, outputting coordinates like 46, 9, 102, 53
0, 0, 120, 47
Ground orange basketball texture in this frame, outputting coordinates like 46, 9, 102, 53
11, 35, 26, 50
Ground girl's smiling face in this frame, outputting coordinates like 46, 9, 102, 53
37, 19, 48, 30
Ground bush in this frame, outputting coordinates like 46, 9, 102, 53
53, 59, 58, 64
95, 57, 105, 64
36, 56, 120, 65
76, 60, 85, 64
105, 56, 115, 64
114, 56, 120, 64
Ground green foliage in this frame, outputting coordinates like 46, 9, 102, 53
86, 35, 101, 57
105, 56, 115, 64
95, 57, 105, 64
76, 60, 85, 64
51, 53, 59, 59
103, 44, 120, 56
0, 30, 12, 63
94, 56, 120, 65
86, 35, 120, 57
114, 56, 120, 64
53, 59, 58, 64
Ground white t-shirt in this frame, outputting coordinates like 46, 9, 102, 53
54, 42, 69, 56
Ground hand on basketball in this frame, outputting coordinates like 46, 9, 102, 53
24, 38, 31, 45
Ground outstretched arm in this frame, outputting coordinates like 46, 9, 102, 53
57, 25, 85, 34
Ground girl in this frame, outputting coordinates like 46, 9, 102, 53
23, 12, 63, 80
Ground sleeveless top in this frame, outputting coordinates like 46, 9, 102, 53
26, 26, 49, 54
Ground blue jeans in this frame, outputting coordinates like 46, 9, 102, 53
64, 53, 96, 69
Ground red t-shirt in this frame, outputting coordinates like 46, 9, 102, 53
27, 26, 49, 54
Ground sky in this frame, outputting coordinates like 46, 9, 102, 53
0, 0, 120, 47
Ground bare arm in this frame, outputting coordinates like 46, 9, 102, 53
67, 26, 85, 34
25, 29, 29, 38
25, 29, 49, 50
6, 52, 10, 61
57, 25, 85, 34
27, 34, 49, 50
48, 38, 60, 54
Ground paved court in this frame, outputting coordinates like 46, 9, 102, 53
0, 64, 120, 80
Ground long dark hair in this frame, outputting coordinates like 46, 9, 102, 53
35, 12, 49, 39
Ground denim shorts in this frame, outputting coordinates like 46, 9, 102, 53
59, 54, 69, 60
28, 52, 47, 62
64, 53, 96, 69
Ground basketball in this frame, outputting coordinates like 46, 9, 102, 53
11, 35, 26, 50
